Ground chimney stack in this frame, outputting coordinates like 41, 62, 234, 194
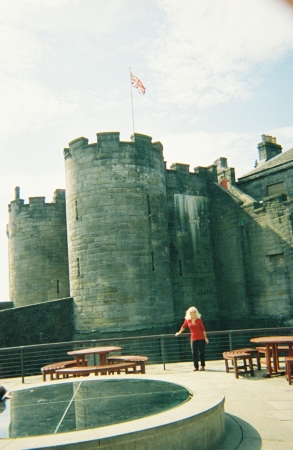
257, 135, 282, 165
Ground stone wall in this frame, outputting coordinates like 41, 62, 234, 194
166, 164, 219, 330
0, 302, 13, 311
209, 183, 250, 329
240, 196, 293, 324
5, 131, 293, 338
209, 179, 293, 329
0, 298, 74, 347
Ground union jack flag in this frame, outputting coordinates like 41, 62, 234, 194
130, 71, 146, 95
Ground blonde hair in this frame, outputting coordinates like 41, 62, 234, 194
185, 306, 201, 320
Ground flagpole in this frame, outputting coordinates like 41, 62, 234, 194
129, 67, 135, 135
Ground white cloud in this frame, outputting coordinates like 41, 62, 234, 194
148, 0, 293, 107
160, 126, 293, 178
0, 25, 41, 78
0, 0, 150, 140
0, 77, 75, 136
1, 0, 151, 40
272, 126, 293, 151
161, 131, 256, 172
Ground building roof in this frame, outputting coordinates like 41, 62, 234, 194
238, 146, 293, 182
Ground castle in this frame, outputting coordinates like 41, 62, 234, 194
4, 131, 293, 344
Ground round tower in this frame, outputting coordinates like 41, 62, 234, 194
64, 132, 174, 334
7, 188, 70, 307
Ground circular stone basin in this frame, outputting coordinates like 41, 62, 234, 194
8, 379, 191, 438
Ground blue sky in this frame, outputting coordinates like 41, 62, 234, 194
1, 0, 293, 301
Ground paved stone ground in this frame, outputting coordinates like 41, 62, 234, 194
155, 360, 293, 449
1, 359, 293, 449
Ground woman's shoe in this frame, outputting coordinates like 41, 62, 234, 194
200, 367, 205, 371
193, 368, 199, 371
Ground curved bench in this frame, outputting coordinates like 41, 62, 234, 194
223, 350, 254, 379
236, 348, 261, 370
41, 360, 86, 382
56, 362, 137, 377
107, 355, 148, 374
256, 345, 289, 355
256, 345, 289, 369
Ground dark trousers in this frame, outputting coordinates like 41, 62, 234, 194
191, 339, 206, 369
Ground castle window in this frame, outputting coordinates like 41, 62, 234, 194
151, 251, 155, 271
269, 253, 284, 266
147, 194, 151, 215
267, 181, 284, 197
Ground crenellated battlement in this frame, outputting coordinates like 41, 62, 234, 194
8, 188, 66, 214
167, 162, 218, 181
53, 189, 66, 203
28, 197, 46, 205
168, 163, 218, 181
97, 131, 120, 149
64, 132, 163, 160
169, 163, 190, 175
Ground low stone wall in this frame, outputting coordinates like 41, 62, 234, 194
0, 297, 74, 347
0, 302, 13, 311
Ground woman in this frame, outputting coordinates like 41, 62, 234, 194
175, 306, 209, 371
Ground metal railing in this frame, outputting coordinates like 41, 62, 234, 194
0, 326, 292, 383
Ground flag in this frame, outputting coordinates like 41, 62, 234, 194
130, 71, 146, 95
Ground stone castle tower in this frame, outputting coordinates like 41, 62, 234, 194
64, 132, 174, 333
6, 131, 293, 340
7, 188, 69, 307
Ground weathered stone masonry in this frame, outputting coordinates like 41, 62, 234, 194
4, 132, 293, 344
64, 132, 174, 334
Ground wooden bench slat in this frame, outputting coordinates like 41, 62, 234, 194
56, 362, 137, 377
42, 360, 77, 371
41, 360, 83, 382
107, 355, 148, 374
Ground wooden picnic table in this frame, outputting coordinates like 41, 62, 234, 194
67, 346, 122, 367
250, 336, 293, 377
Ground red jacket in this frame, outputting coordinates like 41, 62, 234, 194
182, 318, 206, 341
